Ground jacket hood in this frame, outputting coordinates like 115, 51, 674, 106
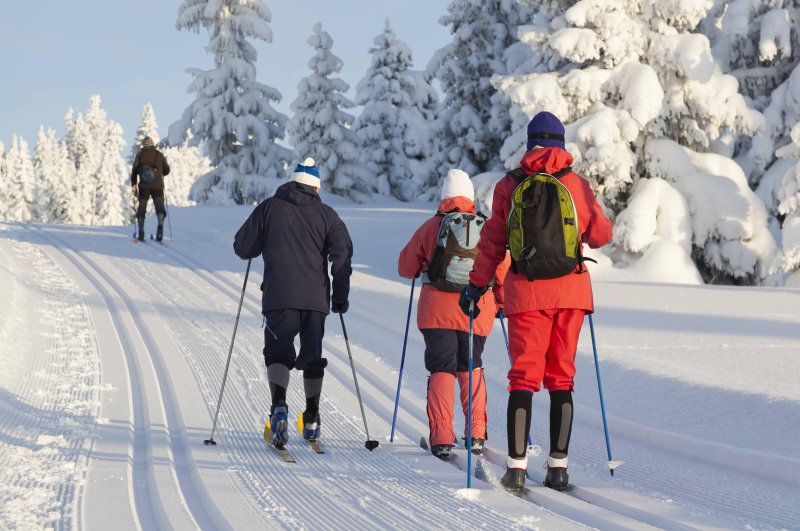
436, 196, 476, 215
275, 180, 320, 206
520, 147, 574, 175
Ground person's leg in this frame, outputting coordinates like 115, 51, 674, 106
542, 309, 585, 490
135, 188, 151, 241
295, 311, 327, 439
152, 190, 166, 241
421, 329, 457, 454
456, 332, 487, 446
501, 310, 554, 489
263, 309, 301, 446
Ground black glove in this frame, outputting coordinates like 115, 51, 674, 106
458, 283, 487, 318
331, 300, 349, 314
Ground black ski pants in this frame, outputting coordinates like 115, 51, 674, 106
263, 309, 328, 378
136, 188, 166, 220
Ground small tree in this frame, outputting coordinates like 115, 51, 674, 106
428, 0, 535, 176
130, 102, 161, 163
353, 20, 432, 200
161, 131, 212, 207
287, 23, 371, 200
34, 127, 77, 224
169, 0, 292, 205
4, 136, 35, 222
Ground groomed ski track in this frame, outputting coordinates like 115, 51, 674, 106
2, 203, 799, 530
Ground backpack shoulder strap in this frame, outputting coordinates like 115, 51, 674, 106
553, 166, 572, 179
509, 168, 528, 181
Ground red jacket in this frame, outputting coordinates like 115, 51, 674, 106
399, 196, 510, 336
470, 148, 612, 315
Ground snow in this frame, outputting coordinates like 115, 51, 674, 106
1, 199, 798, 529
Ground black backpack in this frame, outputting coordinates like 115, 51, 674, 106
506, 166, 591, 280
137, 163, 157, 185
425, 211, 487, 292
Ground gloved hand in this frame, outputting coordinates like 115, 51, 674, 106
496, 307, 505, 319
458, 283, 487, 318
331, 300, 349, 314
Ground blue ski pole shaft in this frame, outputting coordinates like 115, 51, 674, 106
499, 314, 532, 448
390, 277, 416, 442
589, 313, 614, 476
467, 302, 474, 489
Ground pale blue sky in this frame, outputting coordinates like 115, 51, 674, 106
0, 1, 449, 149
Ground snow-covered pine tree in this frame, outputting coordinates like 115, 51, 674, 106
353, 20, 433, 200
0, 141, 6, 217
169, 0, 292, 205
428, 0, 535, 177
161, 131, 212, 207
704, 1, 800, 184
287, 23, 371, 199
130, 103, 161, 163
493, 0, 776, 285
33, 127, 76, 224
773, 69, 800, 285
64, 110, 98, 225
4, 136, 35, 222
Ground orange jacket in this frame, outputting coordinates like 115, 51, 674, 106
399, 196, 510, 335
470, 148, 612, 315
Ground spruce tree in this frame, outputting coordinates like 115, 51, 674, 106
130, 103, 161, 163
34, 127, 76, 224
353, 21, 432, 200
428, 0, 535, 176
169, 0, 292, 205
494, 0, 776, 284
4, 136, 35, 222
287, 23, 371, 199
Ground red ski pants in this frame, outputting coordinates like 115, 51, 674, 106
507, 309, 586, 393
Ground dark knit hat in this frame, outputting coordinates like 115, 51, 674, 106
142, 136, 154, 147
526, 111, 565, 150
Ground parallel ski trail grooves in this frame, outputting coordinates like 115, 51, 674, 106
31, 228, 229, 530
128, 240, 540, 528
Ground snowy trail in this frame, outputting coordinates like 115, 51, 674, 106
1, 204, 798, 530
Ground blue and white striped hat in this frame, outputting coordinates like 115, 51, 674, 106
291, 157, 321, 188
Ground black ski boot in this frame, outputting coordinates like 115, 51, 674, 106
467, 438, 485, 455
501, 466, 527, 491
431, 444, 453, 460
544, 467, 569, 491
156, 213, 165, 242
137, 218, 145, 242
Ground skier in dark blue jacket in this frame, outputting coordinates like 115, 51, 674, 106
234, 158, 353, 448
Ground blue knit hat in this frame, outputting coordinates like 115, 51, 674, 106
291, 157, 321, 188
526, 111, 566, 150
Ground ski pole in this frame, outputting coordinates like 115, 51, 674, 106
390, 276, 416, 442
204, 258, 251, 446
339, 313, 380, 451
165, 193, 173, 241
467, 301, 475, 489
499, 313, 533, 449
589, 312, 617, 476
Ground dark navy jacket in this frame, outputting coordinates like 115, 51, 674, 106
233, 181, 353, 314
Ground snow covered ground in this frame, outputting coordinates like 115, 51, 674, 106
0, 198, 798, 530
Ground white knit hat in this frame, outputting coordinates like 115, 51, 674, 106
291, 157, 321, 188
441, 169, 474, 201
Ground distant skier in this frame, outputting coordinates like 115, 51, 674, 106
460, 112, 613, 491
130, 136, 170, 242
233, 158, 353, 449
399, 169, 510, 459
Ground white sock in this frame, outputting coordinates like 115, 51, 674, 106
547, 455, 568, 468
506, 456, 528, 470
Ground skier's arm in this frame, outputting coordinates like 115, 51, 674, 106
161, 152, 171, 176
327, 214, 353, 306
233, 204, 266, 259
470, 179, 510, 288
398, 223, 429, 279
582, 184, 613, 249
130, 153, 140, 185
